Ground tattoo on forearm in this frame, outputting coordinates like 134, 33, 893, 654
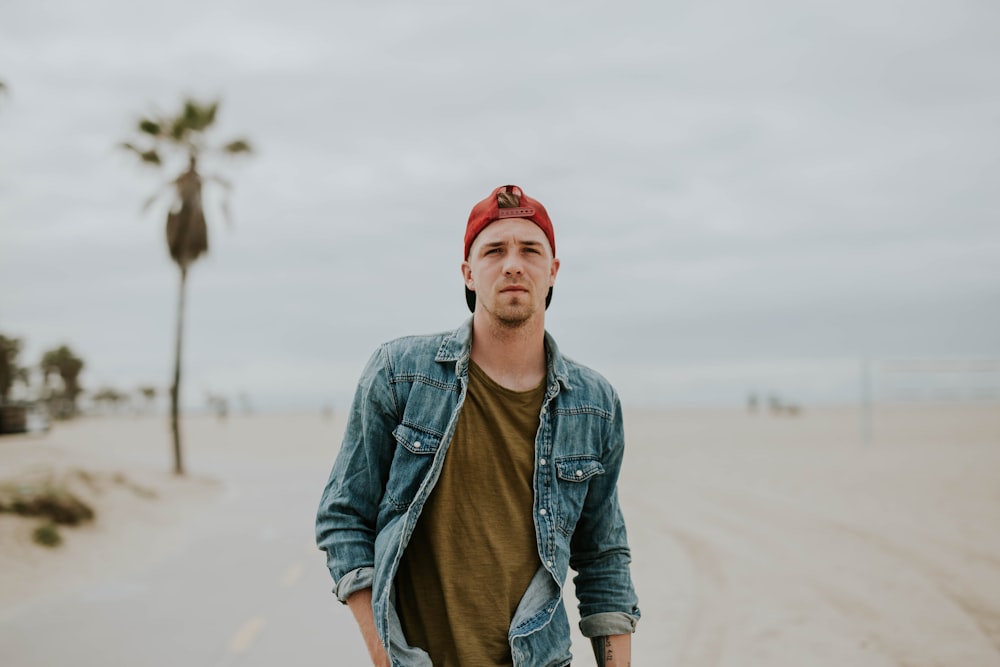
591, 636, 613, 667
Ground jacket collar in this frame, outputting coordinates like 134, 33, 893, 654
435, 317, 571, 391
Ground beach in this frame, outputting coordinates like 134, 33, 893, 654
1, 403, 998, 665
603, 404, 1000, 666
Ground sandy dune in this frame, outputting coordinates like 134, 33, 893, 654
0, 421, 222, 620
1, 403, 998, 665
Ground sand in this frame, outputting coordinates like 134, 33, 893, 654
0, 418, 223, 619
1, 403, 998, 665
600, 403, 1000, 666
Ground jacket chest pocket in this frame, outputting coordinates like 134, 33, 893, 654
385, 423, 441, 510
553, 455, 605, 536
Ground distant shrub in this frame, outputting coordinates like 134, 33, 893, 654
7, 487, 94, 525
1, 468, 154, 549
32, 521, 62, 547
0, 481, 95, 526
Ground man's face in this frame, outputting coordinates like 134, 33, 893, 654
461, 218, 560, 328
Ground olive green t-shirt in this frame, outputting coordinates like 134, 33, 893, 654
394, 361, 545, 666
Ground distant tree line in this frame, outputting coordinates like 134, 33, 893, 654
2, 335, 85, 417
0, 334, 160, 419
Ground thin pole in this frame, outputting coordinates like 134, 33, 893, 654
170, 266, 187, 475
861, 356, 872, 446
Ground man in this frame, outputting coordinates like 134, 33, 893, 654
316, 184, 640, 666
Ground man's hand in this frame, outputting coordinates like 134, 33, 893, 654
346, 588, 390, 667
591, 634, 631, 667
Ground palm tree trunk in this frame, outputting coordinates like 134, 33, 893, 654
170, 266, 188, 475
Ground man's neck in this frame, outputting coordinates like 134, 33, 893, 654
469, 311, 547, 392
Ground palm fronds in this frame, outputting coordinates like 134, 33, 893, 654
222, 138, 253, 154
121, 142, 162, 165
122, 96, 252, 262
138, 119, 161, 136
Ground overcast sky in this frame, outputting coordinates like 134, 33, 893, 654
2, 0, 998, 410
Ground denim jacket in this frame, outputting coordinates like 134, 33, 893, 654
316, 319, 640, 667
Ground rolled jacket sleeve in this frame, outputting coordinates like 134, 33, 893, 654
579, 611, 639, 638
315, 346, 398, 599
333, 566, 375, 604
570, 392, 641, 633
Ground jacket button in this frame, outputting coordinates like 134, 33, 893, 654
539, 458, 547, 466
413, 441, 421, 449
575, 470, 583, 477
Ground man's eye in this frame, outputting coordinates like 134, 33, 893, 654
486, 248, 501, 255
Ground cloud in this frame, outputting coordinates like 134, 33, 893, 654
1, 0, 998, 408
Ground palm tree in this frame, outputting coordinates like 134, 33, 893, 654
136, 385, 158, 413
122, 98, 252, 475
1, 334, 30, 403
40, 345, 85, 417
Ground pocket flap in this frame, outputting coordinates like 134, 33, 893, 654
555, 456, 605, 482
392, 423, 441, 455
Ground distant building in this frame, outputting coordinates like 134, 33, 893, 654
0, 403, 28, 434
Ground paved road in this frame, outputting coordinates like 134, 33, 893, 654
0, 428, 371, 666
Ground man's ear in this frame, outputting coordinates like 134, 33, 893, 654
549, 257, 561, 286
461, 260, 474, 289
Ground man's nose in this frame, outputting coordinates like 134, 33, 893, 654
503, 254, 524, 274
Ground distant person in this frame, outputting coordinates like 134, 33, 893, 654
316, 185, 640, 666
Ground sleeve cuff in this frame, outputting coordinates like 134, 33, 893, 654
333, 566, 375, 604
579, 611, 639, 637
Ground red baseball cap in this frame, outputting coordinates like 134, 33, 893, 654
463, 184, 556, 312
464, 184, 555, 259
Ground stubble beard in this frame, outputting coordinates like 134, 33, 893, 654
495, 310, 532, 329
489, 293, 536, 330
